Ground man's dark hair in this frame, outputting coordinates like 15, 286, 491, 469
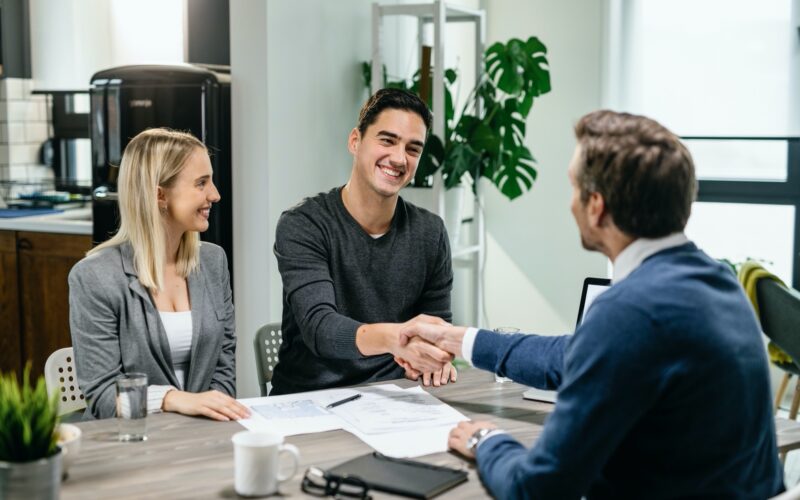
574, 110, 697, 239
357, 88, 433, 136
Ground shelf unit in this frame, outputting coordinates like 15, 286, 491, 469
370, 1, 486, 327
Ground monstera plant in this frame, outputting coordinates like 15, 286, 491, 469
363, 36, 552, 200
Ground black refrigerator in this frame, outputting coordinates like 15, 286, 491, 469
89, 64, 232, 272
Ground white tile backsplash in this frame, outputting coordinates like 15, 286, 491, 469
8, 144, 40, 165
24, 122, 48, 144
5, 123, 26, 144
1, 79, 25, 100
9, 165, 29, 179
0, 78, 51, 182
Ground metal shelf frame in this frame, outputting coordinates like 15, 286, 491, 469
371, 1, 486, 327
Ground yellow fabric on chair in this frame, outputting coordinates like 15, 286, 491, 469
738, 262, 792, 364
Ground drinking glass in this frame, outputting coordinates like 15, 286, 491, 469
116, 373, 148, 441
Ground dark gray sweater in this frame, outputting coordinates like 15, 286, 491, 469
271, 187, 453, 395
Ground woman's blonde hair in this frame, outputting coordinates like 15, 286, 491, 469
88, 128, 207, 291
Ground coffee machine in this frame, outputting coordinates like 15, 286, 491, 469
89, 64, 232, 270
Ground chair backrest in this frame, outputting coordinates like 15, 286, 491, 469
254, 322, 282, 396
770, 482, 800, 500
44, 347, 87, 416
758, 279, 800, 367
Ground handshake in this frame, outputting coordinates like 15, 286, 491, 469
390, 314, 468, 386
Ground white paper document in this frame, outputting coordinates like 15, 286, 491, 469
330, 385, 466, 434
237, 384, 468, 458
237, 388, 359, 437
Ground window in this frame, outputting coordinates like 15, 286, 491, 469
608, 0, 800, 286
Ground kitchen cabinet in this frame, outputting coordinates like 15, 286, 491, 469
0, 230, 90, 378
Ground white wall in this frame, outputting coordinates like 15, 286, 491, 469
480, 0, 608, 333
231, 0, 376, 398
28, 0, 184, 90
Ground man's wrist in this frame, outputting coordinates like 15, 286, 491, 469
355, 323, 397, 356
442, 326, 467, 358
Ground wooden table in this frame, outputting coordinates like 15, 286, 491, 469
62, 369, 554, 499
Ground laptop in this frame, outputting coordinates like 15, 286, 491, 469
523, 277, 612, 404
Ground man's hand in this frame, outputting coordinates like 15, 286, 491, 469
163, 389, 251, 421
448, 420, 497, 459
356, 314, 453, 373
399, 322, 468, 359
391, 335, 453, 373
396, 356, 458, 387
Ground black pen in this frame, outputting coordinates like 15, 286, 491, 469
326, 394, 362, 409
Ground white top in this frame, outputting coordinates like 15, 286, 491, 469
147, 311, 193, 413
159, 311, 193, 388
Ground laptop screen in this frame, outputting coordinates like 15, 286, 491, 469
524, 276, 612, 404
575, 277, 611, 327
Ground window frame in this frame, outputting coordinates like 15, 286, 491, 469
686, 136, 800, 287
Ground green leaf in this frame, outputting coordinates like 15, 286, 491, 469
0, 364, 60, 462
485, 40, 525, 95
415, 134, 445, 186
443, 143, 481, 189
493, 146, 538, 200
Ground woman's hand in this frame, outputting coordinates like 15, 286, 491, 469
395, 357, 458, 387
163, 389, 251, 421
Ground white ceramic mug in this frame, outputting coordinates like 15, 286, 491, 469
231, 431, 300, 497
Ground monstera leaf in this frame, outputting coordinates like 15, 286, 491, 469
486, 36, 550, 99
443, 143, 482, 190
493, 146, 538, 200
360, 34, 551, 201
415, 134, 445, 186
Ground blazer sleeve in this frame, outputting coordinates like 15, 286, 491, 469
472, 330, 569, 389
68, 260, 123, 419
475, 301, 663, 499
273, 211, 364, 359
208, 248, 236, 396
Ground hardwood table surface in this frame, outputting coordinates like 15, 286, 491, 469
62, 368, 554, 499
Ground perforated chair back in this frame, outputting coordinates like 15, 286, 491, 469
254, 322, 282, 396
44, 347, 87, 416
758, 279, 800, 367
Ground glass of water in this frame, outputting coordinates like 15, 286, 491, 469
493, 327, 520, 383
116, 373, 148, 442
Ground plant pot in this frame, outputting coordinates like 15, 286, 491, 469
0, 448, 62, 500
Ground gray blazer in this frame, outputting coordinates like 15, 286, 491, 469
68, 241, 236, 419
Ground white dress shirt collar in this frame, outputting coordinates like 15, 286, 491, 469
612, 232, 690, 283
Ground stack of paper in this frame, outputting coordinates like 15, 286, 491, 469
237, 384, 468, 458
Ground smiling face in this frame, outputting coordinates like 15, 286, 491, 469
159, 147, 220, 235
348, 108, 427, 199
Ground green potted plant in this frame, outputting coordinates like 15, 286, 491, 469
363, 36, 552, 201
0, 366, 62, 499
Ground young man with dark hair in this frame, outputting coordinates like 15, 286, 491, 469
400, 110, 784, 498
270, 88, 455, 395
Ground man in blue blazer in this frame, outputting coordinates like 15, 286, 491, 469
401, 110, 784, 499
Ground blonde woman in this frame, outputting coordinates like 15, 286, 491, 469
69, 128, 249, 421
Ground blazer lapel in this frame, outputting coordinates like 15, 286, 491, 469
121, 243, 181, 388
185, 267, 206, 391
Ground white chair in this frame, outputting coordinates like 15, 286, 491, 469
771, 482, 800, 500
44, 347, 86, 417
254, 323, 282, 396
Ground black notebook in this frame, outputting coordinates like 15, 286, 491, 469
328, 452, 468, 499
